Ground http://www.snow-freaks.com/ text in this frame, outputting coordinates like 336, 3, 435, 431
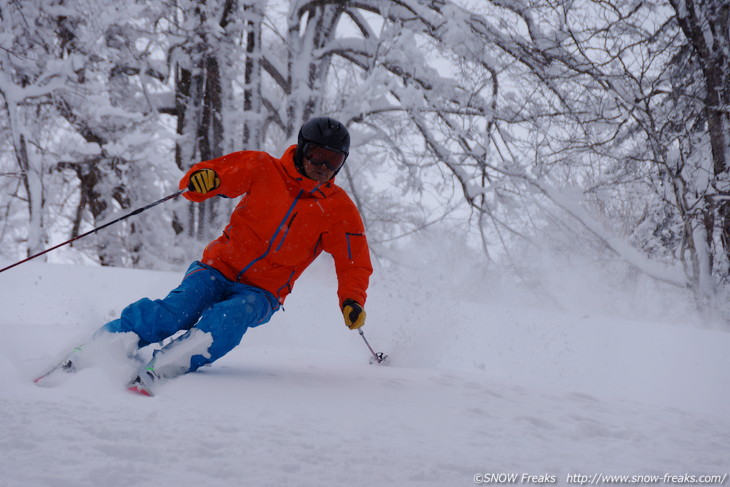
473, 472, 728, 485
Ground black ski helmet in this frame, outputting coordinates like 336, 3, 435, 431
295, 117, 350, 172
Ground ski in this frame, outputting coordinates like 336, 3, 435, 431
125, 366, 162, 397
127, 383, 154, 397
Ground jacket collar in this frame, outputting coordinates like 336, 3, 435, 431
280, 145, 340, 198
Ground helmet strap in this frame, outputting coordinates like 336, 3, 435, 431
294, 143, 307, 177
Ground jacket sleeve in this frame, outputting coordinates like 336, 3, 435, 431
321, 197, 373, 308
179, 151, 268, 202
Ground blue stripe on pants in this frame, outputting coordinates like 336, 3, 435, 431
103, 261, 279, 372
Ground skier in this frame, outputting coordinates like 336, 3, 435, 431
44, 117, 373, 395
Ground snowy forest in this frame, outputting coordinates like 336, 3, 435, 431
1, 0, 729, 322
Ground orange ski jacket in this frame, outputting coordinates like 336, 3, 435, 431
179, 145, 372, 307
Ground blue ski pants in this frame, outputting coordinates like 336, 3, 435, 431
102, 261, 279, 372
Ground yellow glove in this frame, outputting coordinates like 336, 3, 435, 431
342, 299, 366, 330
188, 169, 220, 194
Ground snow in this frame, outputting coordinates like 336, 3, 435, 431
1, 258, 729, 486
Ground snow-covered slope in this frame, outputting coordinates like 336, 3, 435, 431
1, 260, 728, 486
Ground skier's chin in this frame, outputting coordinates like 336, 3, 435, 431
308, 171, 331, 182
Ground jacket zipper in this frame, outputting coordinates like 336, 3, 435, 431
237, 189, 304, 281
275, 212, 298, 251
276, 270, 297, 303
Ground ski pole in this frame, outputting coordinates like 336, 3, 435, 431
0, 189, 186, 275
358, 329, 388, 364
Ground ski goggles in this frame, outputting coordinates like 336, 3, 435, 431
304, 144, 347, 172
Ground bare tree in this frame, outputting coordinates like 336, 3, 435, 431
1, 0, 728, 319
668, 0, 730, 276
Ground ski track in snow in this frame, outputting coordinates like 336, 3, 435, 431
1, 261, 729, 487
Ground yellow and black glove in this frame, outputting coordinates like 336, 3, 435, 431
342, 298, 366, 330
188, 169, 220, 194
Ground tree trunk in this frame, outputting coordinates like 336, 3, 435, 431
670, 0, 730, 276
174, 1, 227, 241
243, 1, 264, 149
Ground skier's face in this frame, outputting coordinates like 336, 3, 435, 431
303, 144, 346, 182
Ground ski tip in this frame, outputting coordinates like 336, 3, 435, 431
127, 385, 154, 397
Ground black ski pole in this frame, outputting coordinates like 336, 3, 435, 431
358, 329, 388, 364
0, 189, 186, 275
